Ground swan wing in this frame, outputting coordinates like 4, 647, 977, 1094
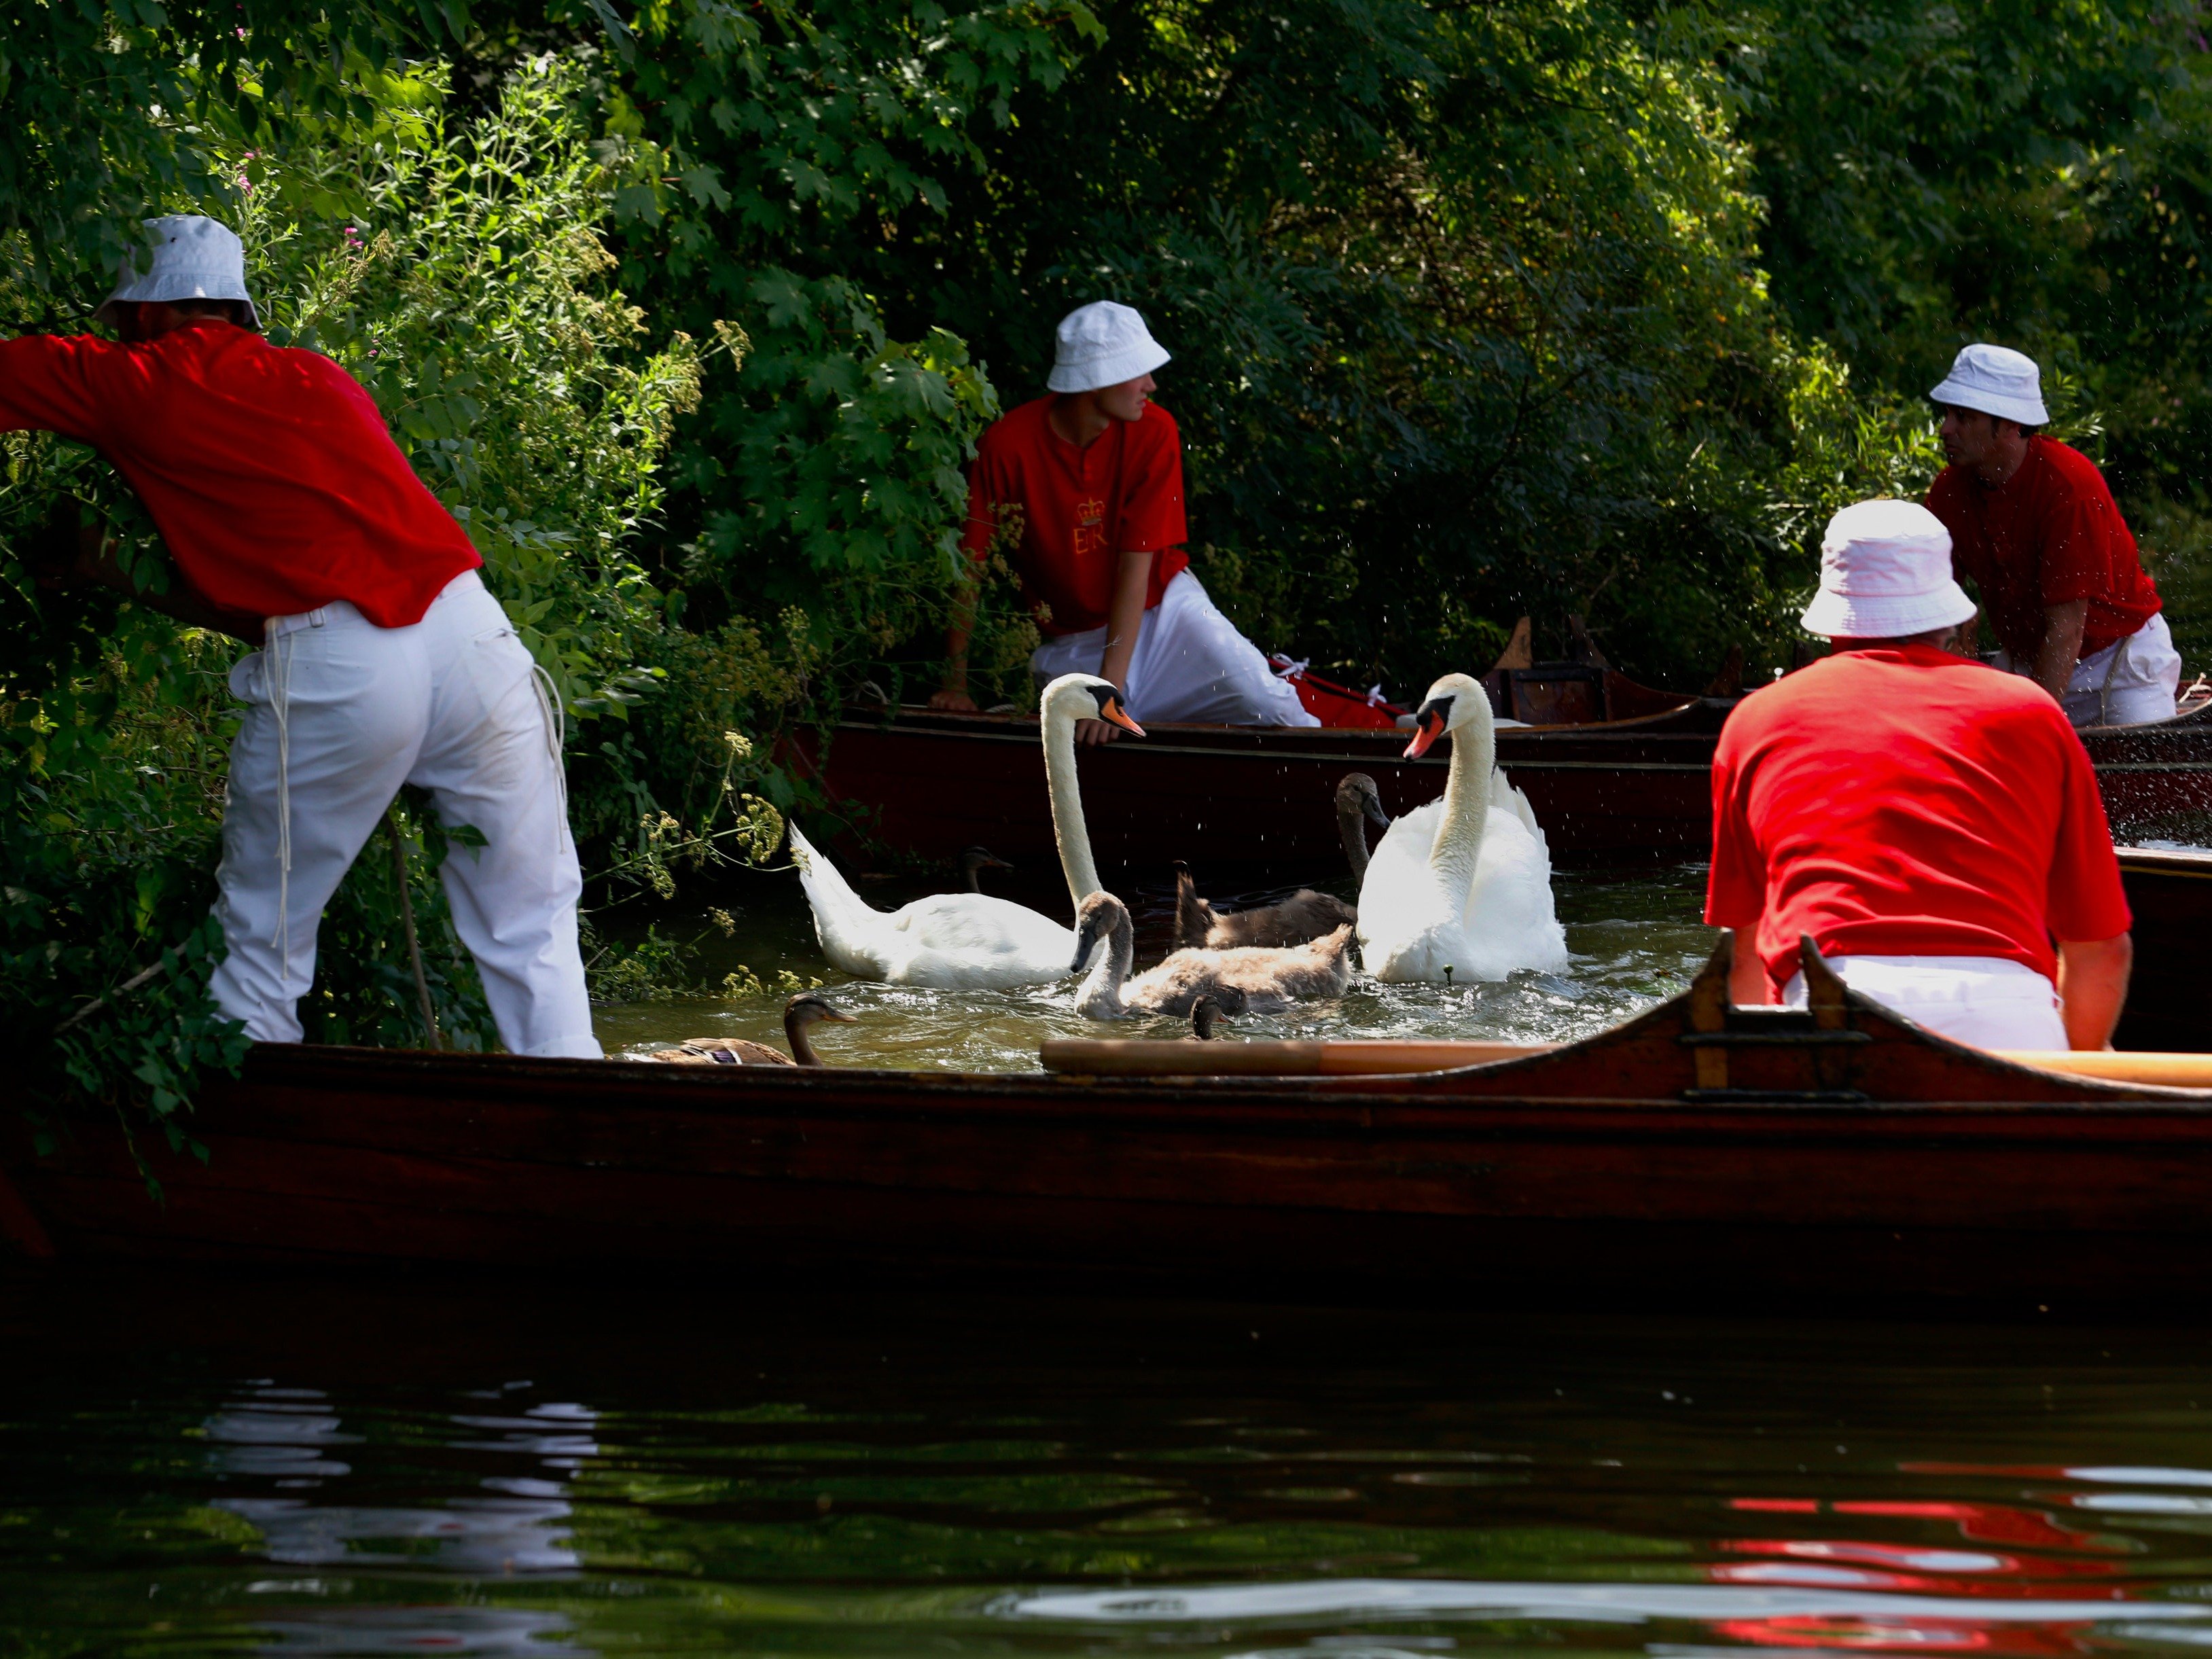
1355, 799, 1446, 971
787, 822, 897, 978
1452, 806, 1569, 976
1493, 766, 1545, 846
880, 894, 1078, 988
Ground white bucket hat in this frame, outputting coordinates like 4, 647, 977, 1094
1928, 342, 2046, 426
1047, 301, 1170, 394
1800, 499, 1978, 640
96, 214, 260, 329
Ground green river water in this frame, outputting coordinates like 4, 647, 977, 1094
592, 864, 1717, 1066
10, 1279, 2212, 1656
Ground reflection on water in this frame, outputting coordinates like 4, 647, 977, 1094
594, 866, 1715, 1067
12, 1280, 2212, 1656
202, 1385, 590, 1575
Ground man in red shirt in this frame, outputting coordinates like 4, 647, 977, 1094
1707, 499, 2132, 1050
931, 302, 1315, 743
11, 216, 598, 1057
1923, 343, 2179, 727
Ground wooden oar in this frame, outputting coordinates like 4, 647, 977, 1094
1041, 1038, 1556, 1077
1989, 1050, 2212, 1088
1040, 1037, 2212, 1090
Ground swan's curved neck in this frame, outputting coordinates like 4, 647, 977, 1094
1427, 711, 1495, 907
1074, 911, 1132, 1018
1338, 797, 1371, 881
1043, 709, 1103, 911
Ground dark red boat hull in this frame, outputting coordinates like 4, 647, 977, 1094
10, 958, 2212, 1305
789, 700, 1734, 877
790, 701, 2212, 880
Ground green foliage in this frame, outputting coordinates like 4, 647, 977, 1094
234, 56, 702, 738
1728, 0, 2212, 656
0, 548, 249, 1139
582, 919, 702, 1003
1, 51, 705, 1126
605, 0, 1099, 680
827, 0, 1841, 686
0, 3, 470, 300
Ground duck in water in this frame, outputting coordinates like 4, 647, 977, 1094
647, 993, 856, 1067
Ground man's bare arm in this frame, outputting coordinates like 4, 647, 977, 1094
2033, 597, 2088, 703
1079, 548, 1153, 747
40, 522, 262, 644
2055, 933, 2131, 1050
930, 564, 981, 712
1728, 926, 1771, 1005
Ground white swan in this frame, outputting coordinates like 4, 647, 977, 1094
788, 675, 1143, 988
1356, 671, 1568, 983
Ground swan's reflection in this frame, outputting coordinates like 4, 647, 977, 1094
204, 1385, 358, 1482
251, 1605, 582, 1654
198, 1384, 596, 1652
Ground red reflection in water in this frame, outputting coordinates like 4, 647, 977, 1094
1713, 1616, 2094, 1656
1707, 1493, 2133, 1651
1726, 1499, 2117, 1560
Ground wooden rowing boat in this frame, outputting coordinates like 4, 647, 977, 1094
786, 694, 1732, 874
789, 685, 2212, 875
10, 941, 2212, 1304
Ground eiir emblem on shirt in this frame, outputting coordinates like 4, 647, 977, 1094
1073, 497, 1107, 556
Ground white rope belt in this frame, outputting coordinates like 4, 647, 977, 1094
529, 658, 569, 851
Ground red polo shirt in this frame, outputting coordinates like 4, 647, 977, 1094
1925, 437, 2160, 662
1705, 645, 2129, 990
0, 319, 480, 627
961, 394, 1188, 636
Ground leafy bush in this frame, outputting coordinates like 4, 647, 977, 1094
0, 52, 709, 1124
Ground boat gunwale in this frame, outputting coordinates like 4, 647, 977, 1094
833, 697, 1729, 747
216, 1037, 2212, 1117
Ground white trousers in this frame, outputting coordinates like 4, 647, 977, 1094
1781, 955, 2067, 1051
206, 571, 601, 1058
1994, 610, 2181, 728
1029, 570, 1319, 728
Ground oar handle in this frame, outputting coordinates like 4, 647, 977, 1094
1039, 1038, 1557, 1077
1041, 1037, 2212, 1091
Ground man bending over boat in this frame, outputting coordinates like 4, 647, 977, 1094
1705, 499, 2133, 1051
930, 301, 1317, 743
1923, 343, 2179, 727
6, 215, 599, 1057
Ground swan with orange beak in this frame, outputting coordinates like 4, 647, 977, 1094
1355, 671, 1568, 983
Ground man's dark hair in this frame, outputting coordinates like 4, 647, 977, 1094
166, 297, 255, 329
109, 296, 257, 332
1940, 400, 2039, 441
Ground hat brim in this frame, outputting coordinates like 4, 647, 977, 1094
1049, 338, 1171, 394
1929, 374, 2047, 426
96, 274, 261, 330
1801, 579, 1978, 640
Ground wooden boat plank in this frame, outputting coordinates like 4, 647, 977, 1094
28, 1063, 2212, 1220
30, 1150, 2164, 1301
24, 1097, 2212, 1296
